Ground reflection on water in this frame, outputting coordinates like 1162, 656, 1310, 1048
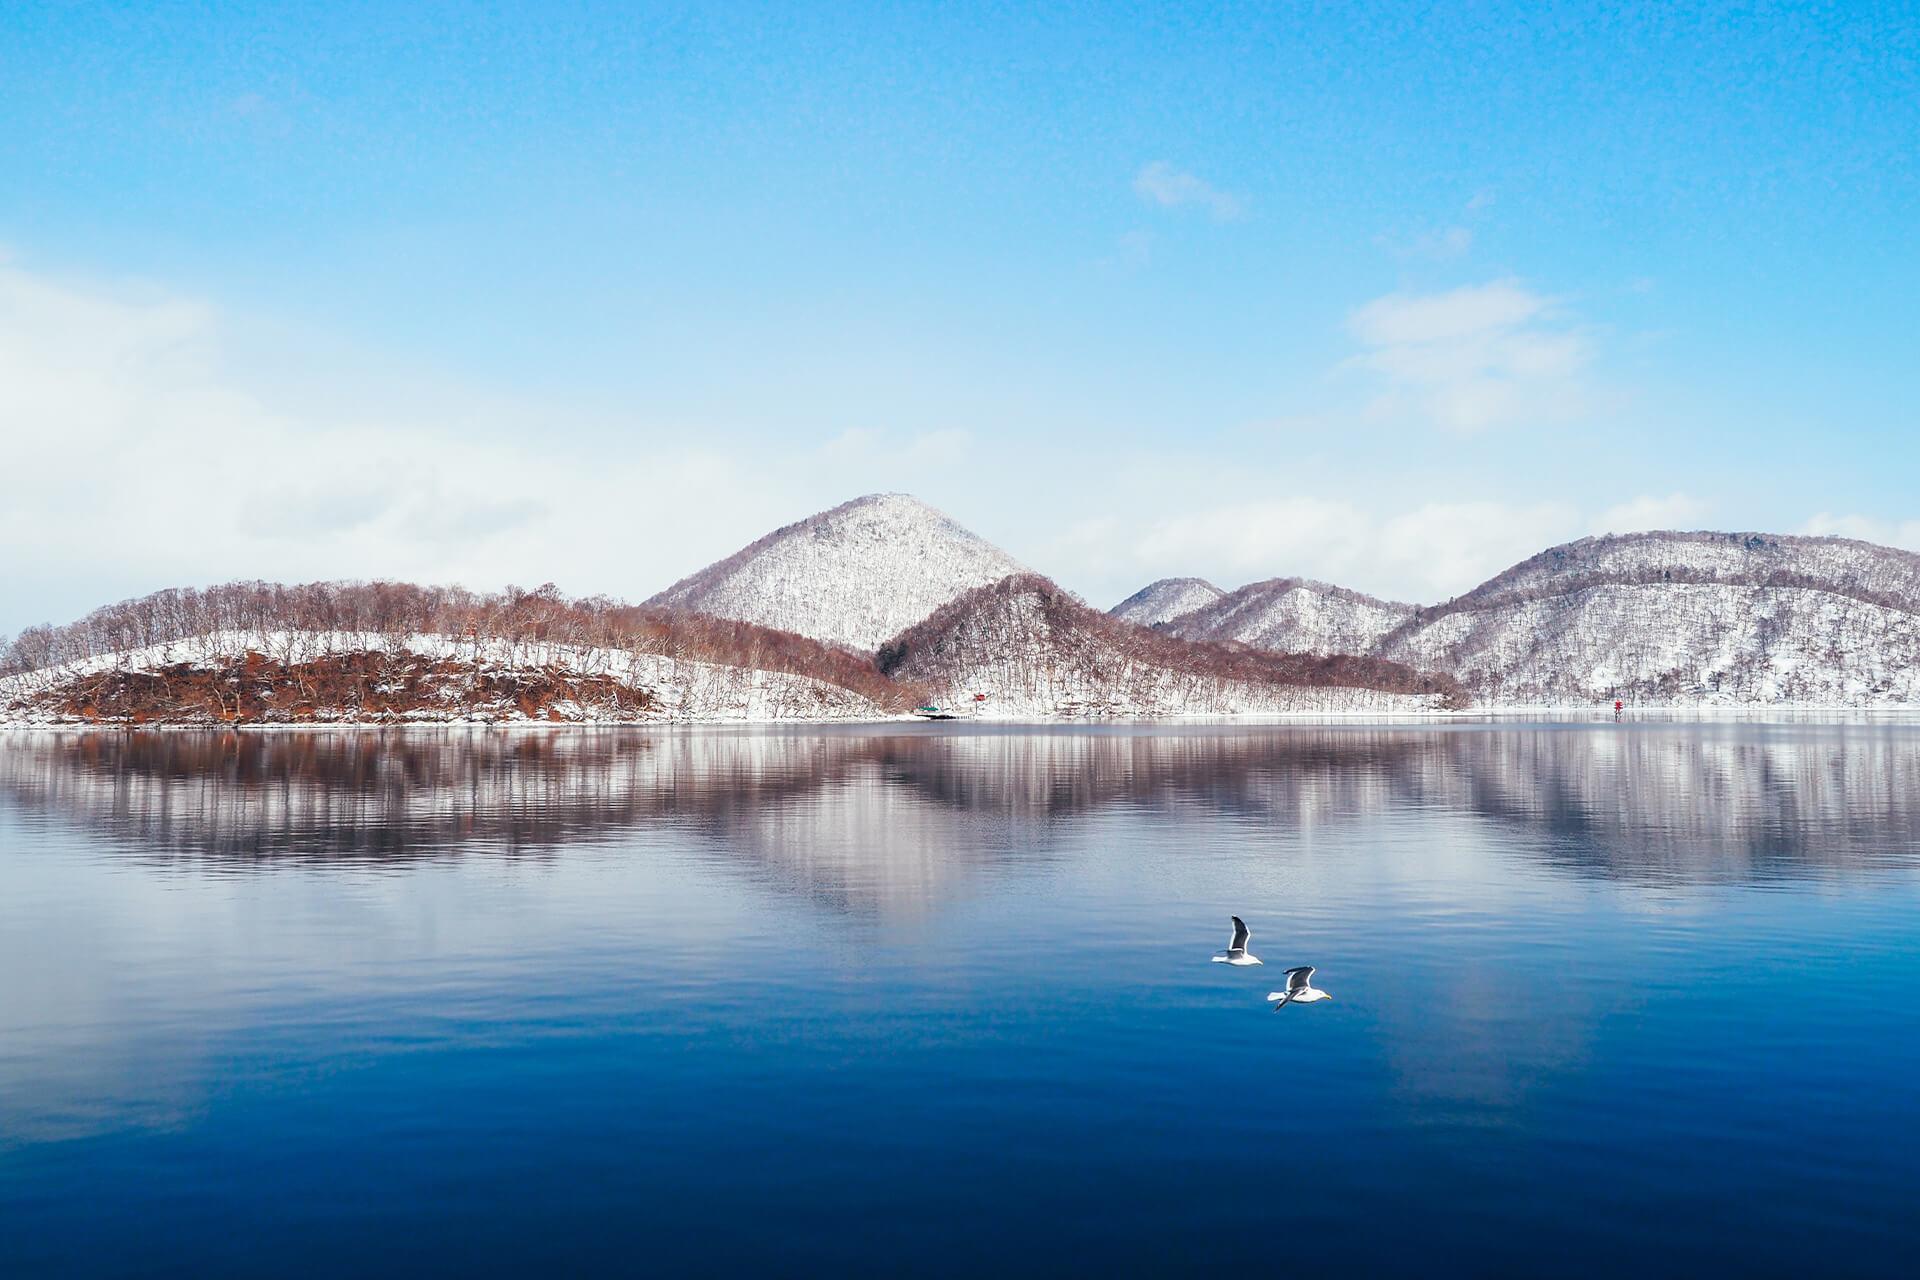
4, 723, 1918, 895
4, 723, 1920, 1276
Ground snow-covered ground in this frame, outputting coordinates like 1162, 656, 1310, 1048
647, 493, 1030, 651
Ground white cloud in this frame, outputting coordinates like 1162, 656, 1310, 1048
1341, 279, 1596, 432
822, 426, 972, 468
1799, 513, 1920, 550
0, 261, 781, 631
1594, 492, 1711, 534
1134, 497, 1361, 574
1132, 162, 1245, 221
1122, 496, 1579, 601
822, 426, 886, 457
1348, 279, 1549, 346
1068, 488, 1719, 605
905, 428, 972, 467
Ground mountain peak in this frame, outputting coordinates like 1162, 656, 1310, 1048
646, 494, 1029, 651
1109, 577, 1225, 627
836, 491, 938, 512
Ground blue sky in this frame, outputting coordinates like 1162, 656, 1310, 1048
2, 1, 1916, 636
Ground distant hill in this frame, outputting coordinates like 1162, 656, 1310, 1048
878, 573, 1465, 717
646, 493, 1028, 651
14, 502, 1920, 719
1162, 577, 1415, 656
1109, 577, 1224, 627
1375, 531, 1920, 705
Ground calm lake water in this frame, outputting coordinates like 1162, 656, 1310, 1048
3, 722, 1919, 1276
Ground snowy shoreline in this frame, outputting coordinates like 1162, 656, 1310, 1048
7, 704, 1920, 732
9, 626, 1920, 731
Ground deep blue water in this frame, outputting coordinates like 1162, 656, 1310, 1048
3, 722, 1919, 1277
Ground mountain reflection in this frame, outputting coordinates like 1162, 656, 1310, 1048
2, 724, 1918, 902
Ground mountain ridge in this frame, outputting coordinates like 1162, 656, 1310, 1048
1134, 528, 1920, 707
879, 573, 1465, 716
1109, 577, 1225, 627
12, 502, 1920, 718
1160, 576, 1416, 657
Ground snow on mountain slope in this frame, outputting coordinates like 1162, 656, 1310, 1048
878, 574, 1462, 717
1164, 578, 1415, 656
646, 493, 1029, 651
1376, 531, 1920, 706
1456, 530, 1920, 605
1109, 578, 1225, 627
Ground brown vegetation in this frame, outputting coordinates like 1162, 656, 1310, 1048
1, 579, 917, 712
2, 575, 1466, 722
43, 651, 659, 725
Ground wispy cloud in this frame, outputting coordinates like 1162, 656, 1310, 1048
1375, 190, 1494, 262
1061, 487, 1717, 604
1799, 513, 1920, 550
1595, 492, 1711, 534
1132, 162, 1245, 221
1341, 279, 1596, 432
1120, 496, 1580, 601
1375, 225, 1473, 261
823, 426, 972, 468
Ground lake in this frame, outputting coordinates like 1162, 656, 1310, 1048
3, 722, 1919, 1276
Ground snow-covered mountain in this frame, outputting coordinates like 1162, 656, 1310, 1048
1163, 577, 1416, 656
16, 504, 1920, 718
1128, 531, 1920, 707
1373, 532, 1920, 706
1109, 577, 1224, 627
647, 493, 1029, 651
878, 574, 1463, 717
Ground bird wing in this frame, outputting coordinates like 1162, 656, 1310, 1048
1229, 916, 1250, 952
1285, 965, 1315, 993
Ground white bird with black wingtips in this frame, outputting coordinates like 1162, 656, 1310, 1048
1268, 966, 1331, 1007
1211, 916, 1262, 966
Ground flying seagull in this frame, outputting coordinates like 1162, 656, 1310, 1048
1211, 916, 1262, 966
1269, 966, 1331, 1007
